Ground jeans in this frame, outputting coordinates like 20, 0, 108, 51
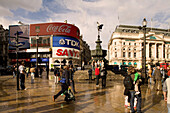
71, 79, 76, 93
130, 91, 141, 113
96, 75, 100, 85
54, 83, 69, 100
101, 76, 106, 87
20, 73, 25, 90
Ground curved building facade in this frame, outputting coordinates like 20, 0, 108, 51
29, 22, 80, 70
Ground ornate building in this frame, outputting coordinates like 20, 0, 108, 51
108, 25, 170, 69
79, 35, 91, 66
0, 25, 9, 68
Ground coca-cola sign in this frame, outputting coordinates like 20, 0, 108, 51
30, 22, 80, 39
46, 24, 71, 33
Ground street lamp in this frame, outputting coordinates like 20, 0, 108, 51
142, 17, 147, 83
35, 26, 40, 77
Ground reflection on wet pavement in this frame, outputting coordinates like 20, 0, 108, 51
0, 73, 167, 113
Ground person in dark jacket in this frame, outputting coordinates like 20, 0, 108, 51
128, 66, 142, 113
53, 65, 70, 101
100, 67, 107, 88
153, 66, 162, 91
69, 65, 77, 93
88, 68, 92, 82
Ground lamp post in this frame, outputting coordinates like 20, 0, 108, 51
35, 26, 40, 77
142, 17, 147, 83
16, 31, 20, 90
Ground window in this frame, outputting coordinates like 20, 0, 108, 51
123, 42, 125, 45
128, 52, 131, 57
134, 52, 136, 58
123, 52, 125, 57
134, 48, 136, 51
115, 48, 117, 50
123, 48, 125, 50
134, 43, 136, 46
129, 48, 131, 51
129, 43, 131, 45
115, 42, 116, 45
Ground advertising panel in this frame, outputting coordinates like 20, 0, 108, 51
9, 25, 30, 50
53, 36, 80, 50
30, 22, 80, 39
52, 47, 80, 59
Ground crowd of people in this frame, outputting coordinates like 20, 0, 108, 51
11, 61, 170, 112
12, 62, 49, 90
123, 65, 170, 113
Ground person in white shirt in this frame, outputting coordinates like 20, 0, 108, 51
19, 62, 26, 90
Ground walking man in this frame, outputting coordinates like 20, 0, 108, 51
53, 65, 70, 101
19, 62, 26, 90
88, 68, 92, 82
153, 66, 162, 91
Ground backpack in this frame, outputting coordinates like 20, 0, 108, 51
123, 75, 134, 89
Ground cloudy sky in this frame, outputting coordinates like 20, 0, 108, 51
0, 0, 170, 50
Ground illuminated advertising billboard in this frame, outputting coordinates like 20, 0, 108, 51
52, 47, 79, 59
9, 25, 30, 50
30, 22, 80, 39
53, 36, 80, 50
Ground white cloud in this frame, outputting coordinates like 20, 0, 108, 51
0, 0, 170, 50
0, 0, 42, 12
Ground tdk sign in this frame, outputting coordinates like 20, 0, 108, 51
53, 36, 80, 50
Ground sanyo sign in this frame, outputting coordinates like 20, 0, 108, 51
52, 47, 79, 59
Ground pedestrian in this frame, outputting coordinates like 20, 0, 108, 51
88, 68, 93, 82
100, 67, 107, 88
128, 66, 142, 113
123, 68, 133, 108
39, 66, 43, 78
148, 67, 152, 84
25, 67, 29, 78
69, 65, 77, 93
161, 67, 166, 83
53, 65, 70, 102
59, 66, 63, 78
95, 65, 100, 88
54, 67, 60, 84
134, 70, 142, 95
153, 66, 162, 91
30, 65, 35, 84
167, 67, 170, 77
12, 64, 16, 78
163, 76, 170, 113
19, 62, 26, 90
46, 64, 49, 79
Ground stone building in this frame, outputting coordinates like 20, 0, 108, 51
108, 25, 170, 69
0, 25, 9, 68
79, 35, 91, 66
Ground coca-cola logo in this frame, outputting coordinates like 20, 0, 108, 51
46, 24, 71, 33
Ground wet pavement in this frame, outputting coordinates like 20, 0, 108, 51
0, 72, 167, 113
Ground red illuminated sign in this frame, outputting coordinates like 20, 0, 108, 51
52, 47, 79, 59
30, 22, 80, 39
11, 59, 30, 62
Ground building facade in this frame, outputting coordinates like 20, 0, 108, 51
108, 25, 170, 69
79, 35, 91, 66
28, 22, 91, 70
0, 25, 9, 67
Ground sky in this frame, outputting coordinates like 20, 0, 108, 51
0, 0, 170, 50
